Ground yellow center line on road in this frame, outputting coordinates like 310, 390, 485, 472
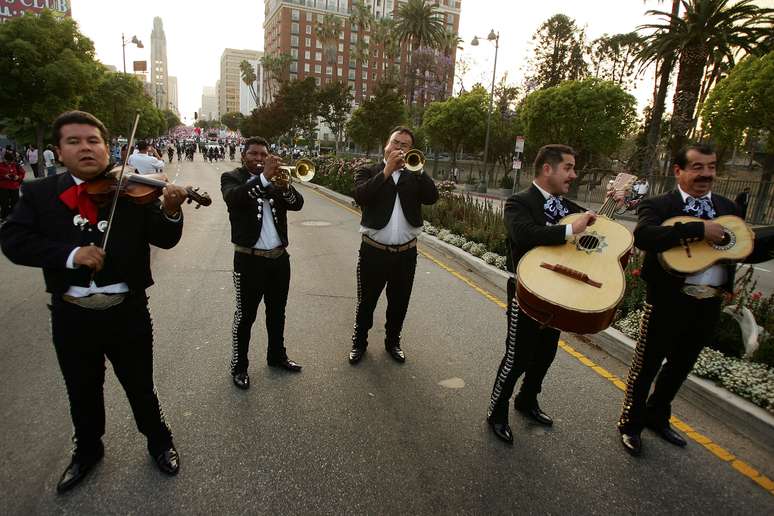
308, 184, 774, 496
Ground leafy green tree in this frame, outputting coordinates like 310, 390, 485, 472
194, 118, 220, 130
318, 81, 353, 153
0, 10, 102, 158
220, 111, 245, 131
525, 14, 589, 90
520, 78, 637, 190
240, 103, 290, 141
370, 17, 401, 82
315, 13, 343, 85
347, 81, 406, 156
163, 109, 181, 131
349, 0, 373, 100
639, 0, 773, 158
703, 52, 774, 222
278, 78, 321, 148
240, 59, 259, 105
422, 86, 488, 172
80, 72, 156, 138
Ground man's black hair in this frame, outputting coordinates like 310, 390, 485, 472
387, 126, 415, 147
243, 136, 270, 152
52, 111, 110, 146
533, 144, 576, 174
673, 144, 715, 170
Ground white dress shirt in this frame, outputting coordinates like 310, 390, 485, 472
253, 173, 283, 250
676, 186, 726, 287
359, 161, 422, 245
532, 182, 574, 240
127, 152, 165, 174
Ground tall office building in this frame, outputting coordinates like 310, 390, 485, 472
150, 17, 169, 110
262, 0, 462, 103
199, 86, 218, 121
239, 59, 265, 116
219, 49, 264, 118
168, 76, 179, 114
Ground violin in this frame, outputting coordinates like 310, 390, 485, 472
85, 166, 212, 208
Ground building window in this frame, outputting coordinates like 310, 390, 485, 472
304, 63, 310, 72
306, 12, 312, 22
338, 42, 344, 52
337, 55, 343, 64
315, 64, 321, 73
349, 58, 356, 68
291, 22, 299, 34
290, 62, 298, 73
315, 51, 322, 61
326, 65, 332, 76
306, 25, 312, 34
348, 69, 355, 80
338, 67, 343, 76
292, 9, 299, 21
315, 77, 321, 86
290, 72, 298, 80
362, 71, 367, 80
305, 50, 311, 59
316, 40, 322, 49
350, 33, 357, 43
291, 36, 299, 47
305, 37, 311, 47
318, 14, 323, 22
290, 48, 299, 58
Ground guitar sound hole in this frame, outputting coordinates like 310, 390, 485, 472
711, 228, 736, 251
578, 235, 600, 251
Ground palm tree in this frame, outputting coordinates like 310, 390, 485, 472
370, 17, 400, 83
349, 0, 373, 100
316, 13, 343, 86
240, 60, 258, 106
394, 0, 446, 107
639, 0, 772, 159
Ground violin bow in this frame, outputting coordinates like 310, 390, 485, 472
101, 111, 140, 252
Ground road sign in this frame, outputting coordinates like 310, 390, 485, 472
514, 136, 525, 153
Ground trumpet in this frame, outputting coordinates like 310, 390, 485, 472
402, 149, 425, 173
267, 158, 316, 186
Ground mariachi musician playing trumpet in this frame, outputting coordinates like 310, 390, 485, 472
618, 144, 773, 456
348, 127, 439, 365
221, 137, 307, 391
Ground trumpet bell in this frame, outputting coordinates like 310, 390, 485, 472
404, 149, 425, 173
292, 158, 315, 182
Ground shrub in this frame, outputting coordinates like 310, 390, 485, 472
499, 174, 514, 190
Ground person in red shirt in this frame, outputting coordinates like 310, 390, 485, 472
0, 149, 25, 221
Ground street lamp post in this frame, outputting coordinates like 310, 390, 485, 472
471, 29, 499, 193
121, 33, 144, 74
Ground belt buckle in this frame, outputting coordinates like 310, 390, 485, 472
681, 285, 717, 299
62, 293, 127, 310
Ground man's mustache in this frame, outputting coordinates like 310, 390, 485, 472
695, 176, 713, 183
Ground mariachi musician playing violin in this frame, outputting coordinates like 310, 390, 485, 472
0, 111, 189, 493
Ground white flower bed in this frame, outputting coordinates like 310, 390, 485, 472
614, 311, 774, 413
422, 222, 507, 271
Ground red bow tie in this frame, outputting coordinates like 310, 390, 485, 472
59, 183, 98, 225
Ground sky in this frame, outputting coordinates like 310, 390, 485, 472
69, 0, 774, 124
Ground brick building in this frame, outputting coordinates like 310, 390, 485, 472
262, 0, 461, 105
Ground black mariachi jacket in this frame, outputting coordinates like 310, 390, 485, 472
505, 184, 583, 273
634, 190, 773, 294
220, 166, 304, 248
353, 161, 439, 229
0, 172, 183, 295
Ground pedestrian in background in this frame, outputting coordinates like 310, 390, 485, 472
0, 147, 25, 221
44, 144, 57, 177
26, 144, 39, 178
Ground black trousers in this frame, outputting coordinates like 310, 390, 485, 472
0, 188, 19, 219
231, 251, 291, 374
618, 288, 722, 434
488, 277, 560, 422
351, 242, 418, 348
50, 293, 172, 455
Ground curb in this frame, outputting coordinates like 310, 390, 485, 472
302, 181, 774, 450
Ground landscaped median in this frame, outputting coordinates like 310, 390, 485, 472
306, 156, 774, 445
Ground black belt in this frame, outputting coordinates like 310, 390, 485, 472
234, 245, 286, 259
362, 235, 417, 253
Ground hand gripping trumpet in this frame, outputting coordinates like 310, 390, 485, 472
268, 158, 316, 187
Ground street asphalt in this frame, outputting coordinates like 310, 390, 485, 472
0, 156, 772, 515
